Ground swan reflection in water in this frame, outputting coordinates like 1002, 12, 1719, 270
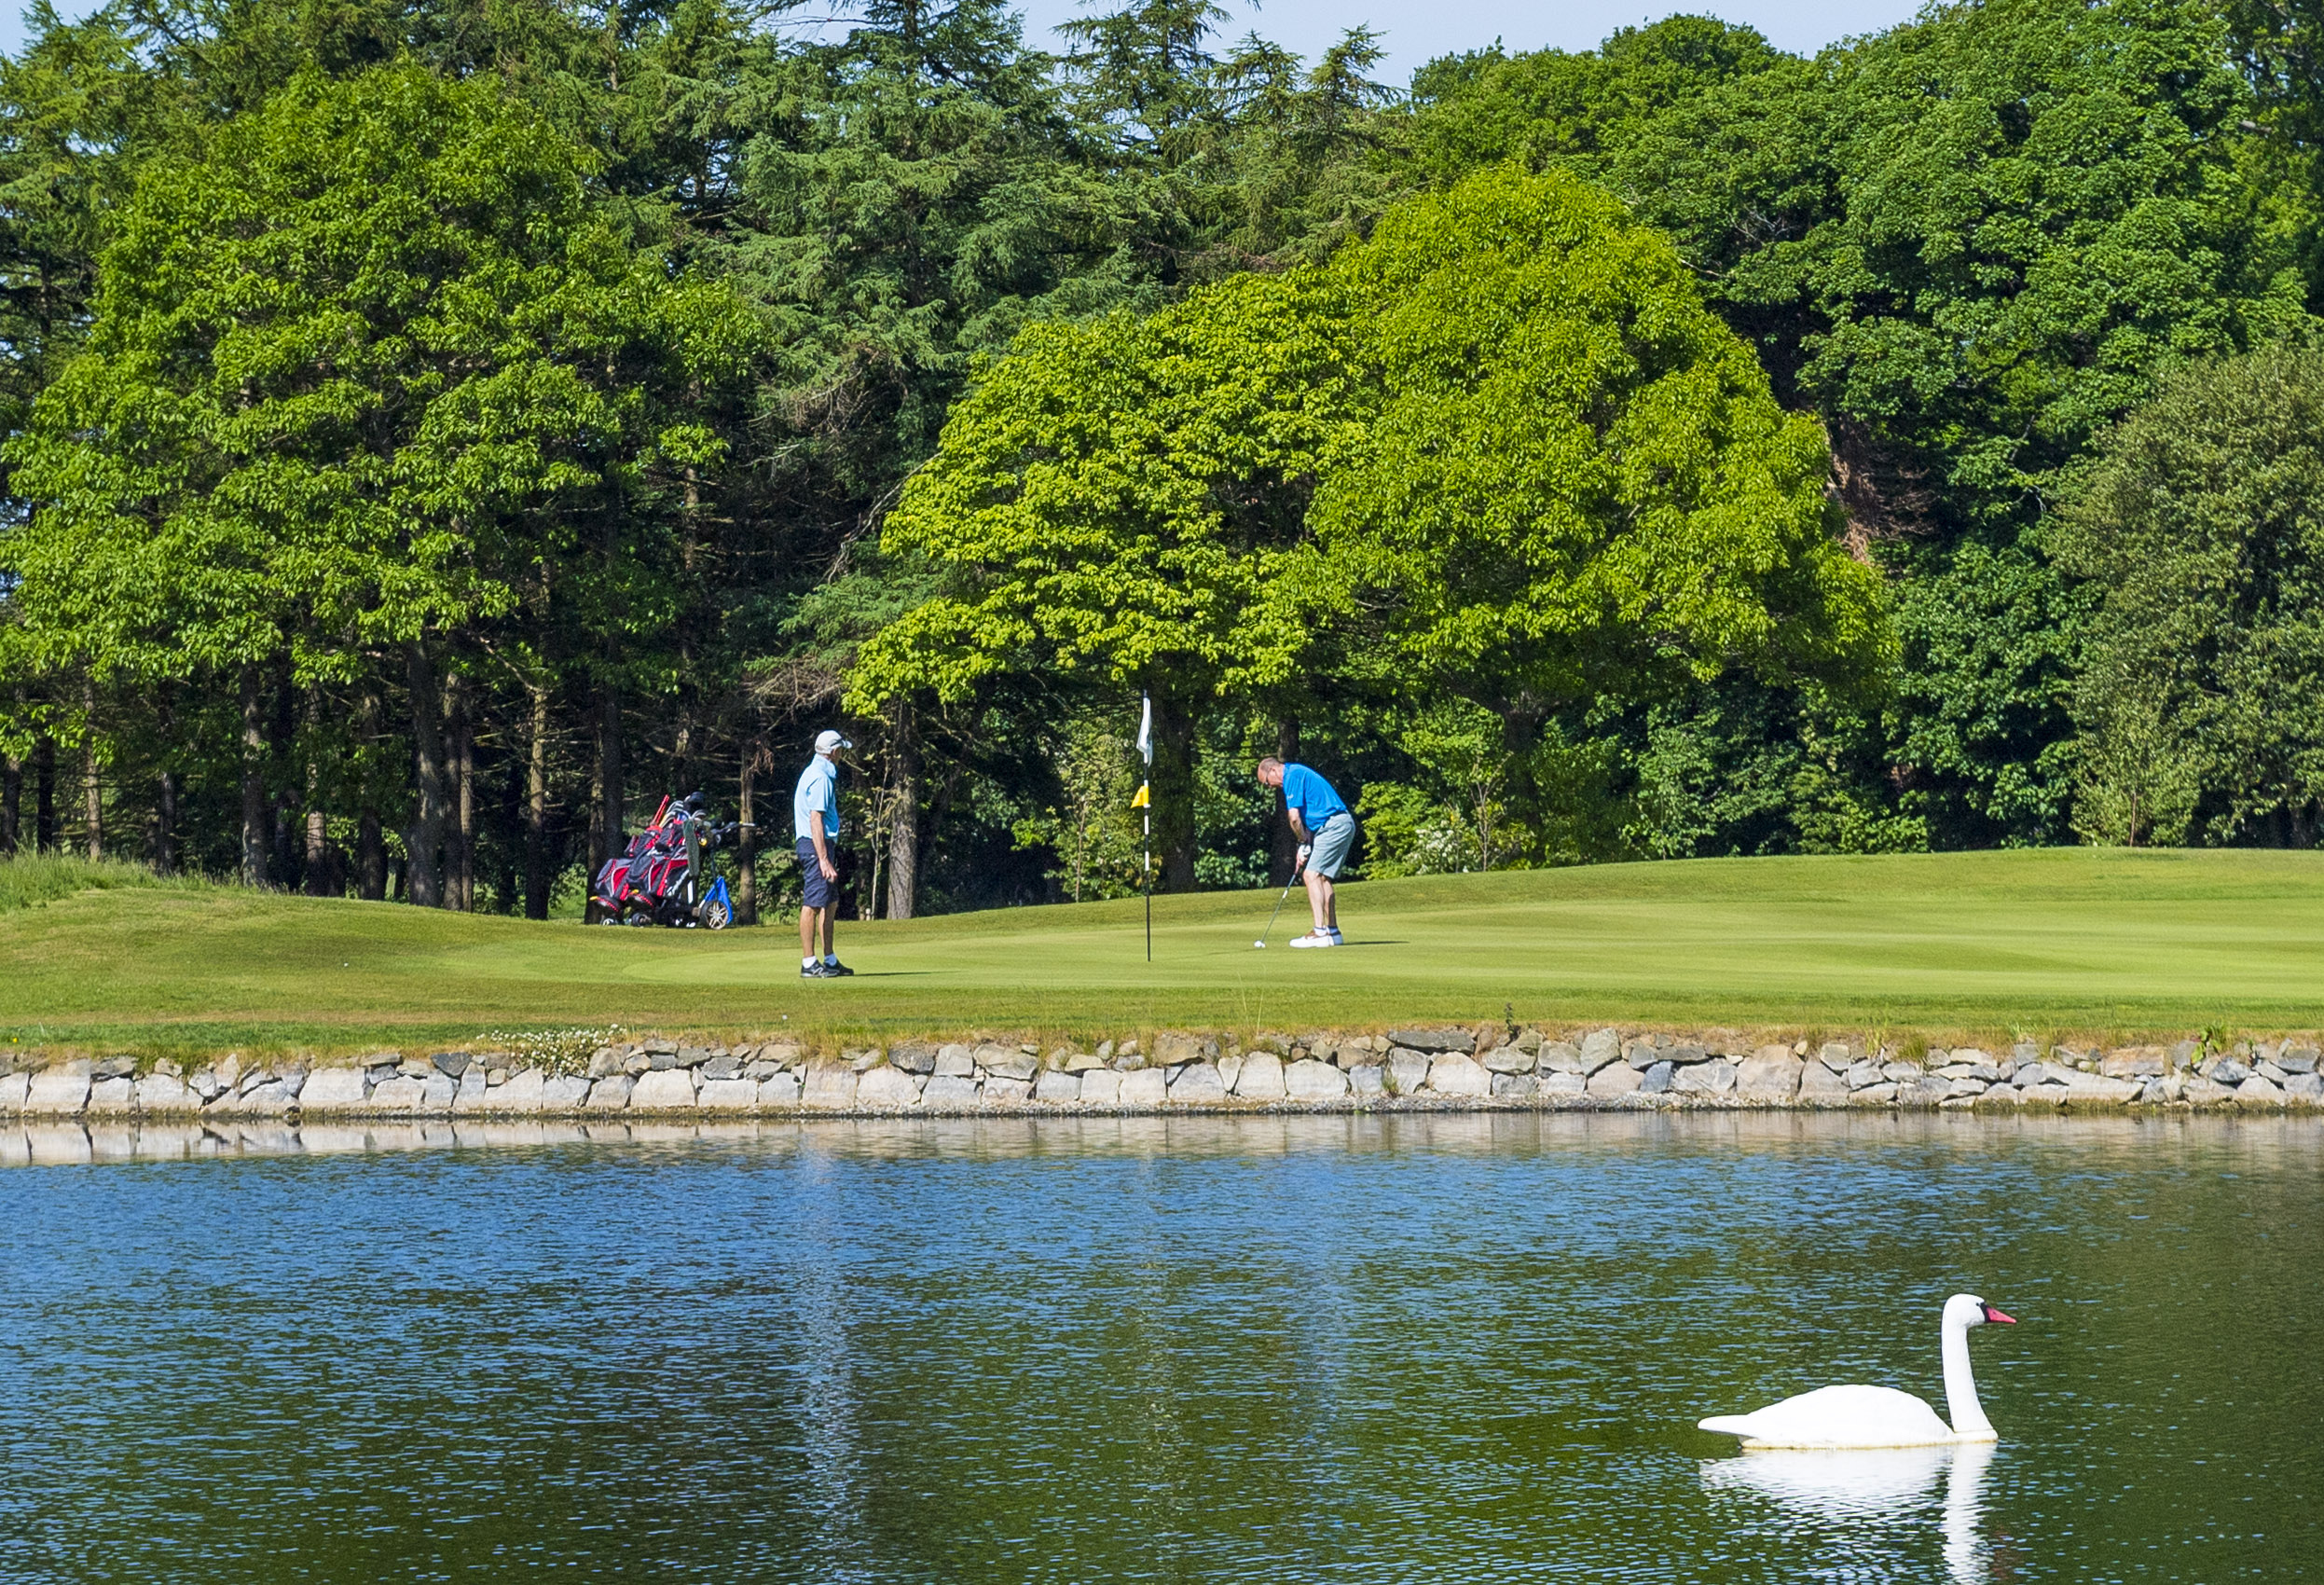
1702, 1440, 1998, 1580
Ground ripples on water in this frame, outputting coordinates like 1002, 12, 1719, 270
2, 1113, 2319, 1582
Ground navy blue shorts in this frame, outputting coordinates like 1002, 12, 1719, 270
797, 837, 838, 909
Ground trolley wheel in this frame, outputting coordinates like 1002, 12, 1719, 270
702, 897, 733, 930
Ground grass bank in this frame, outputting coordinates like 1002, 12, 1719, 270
3, 847, 2321, 1061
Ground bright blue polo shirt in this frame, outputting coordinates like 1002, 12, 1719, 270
1282, 764, 1349, 830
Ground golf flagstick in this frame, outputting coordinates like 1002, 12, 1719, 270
1136, 694, 1152, 962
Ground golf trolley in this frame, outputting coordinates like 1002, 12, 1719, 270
591, 792, 740, 930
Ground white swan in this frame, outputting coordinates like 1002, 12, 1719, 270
1698, 1293, 2015, 1449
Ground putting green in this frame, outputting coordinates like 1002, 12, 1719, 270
4, 846, 2322, 1057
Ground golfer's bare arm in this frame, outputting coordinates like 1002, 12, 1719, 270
810, 810, 837, 881
1287, 809, 1311, 845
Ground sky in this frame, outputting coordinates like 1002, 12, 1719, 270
0, 0, 1925, 84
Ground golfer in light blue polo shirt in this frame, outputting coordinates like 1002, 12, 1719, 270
1255, 755, 1356, 947
795, 729, 852, 977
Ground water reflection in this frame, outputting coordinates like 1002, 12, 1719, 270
1702, 1440, 1998, 1581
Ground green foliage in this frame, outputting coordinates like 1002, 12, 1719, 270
1008, 704, 1149, 902
2056, 340, 2324, 845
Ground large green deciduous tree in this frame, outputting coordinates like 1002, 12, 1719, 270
2056, 341, 2324, 846
851, 166, 1890, 884
1, 63, 752, 895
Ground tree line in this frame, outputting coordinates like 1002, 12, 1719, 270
2, 0, 2321, 920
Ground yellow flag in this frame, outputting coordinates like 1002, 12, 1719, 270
1132, 782, 1149, 808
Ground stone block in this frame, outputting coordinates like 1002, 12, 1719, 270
26, 1069, 90, 1114
1638, 1061, 1674, 1094
1034, 1071, 1080, 1104
1850, 1082, 1899, 1106
87, 1077, 136, 1112
1483, 1045, 1536, 1074
2285, 1072, 2324, 1103
1537, 1042, 1585, 1074
800, 1068, 855, 1108
1587, 1063, 1643, 1098
2238, 1074, 2287, 1108
758, 1072, 802, 1106
1847, 1059, 1884, 1089
1816, 1041, 1854, 1071
2099, 1049, 2166, 1079
633, 1068, 700, 1110
542, 1075, 590, 1110
1735, 1049, 1802, 1100
888, 1042, 937, 1075
1386, 1051, 1432, 1095
135, 1073, 197, 1112
585, 1076, 634, 1110
850, 1068, 917, 1108
1236, 1052, 1286, 1100
1671, 1060, 1735, 1096
1797, 1061, 1849, 1102
1078, 1069, 1122, 1106
700, 1076, 763, 1110
1880, 1061, 1924, 1083
983, 1076, 1033, 1104
1387, 1027, 1475, 1054
2207, 1058, 2254, 1085
588, 1048, 626, 1079
2278, 1044, 2320, 1075
1625, 1039, 1665, 1071
922, 1074, 980, 1108
1151, 1033, 1217, 1066
493, 1069, 546, 1111
1216, 1054, 1244, 1092
1537, 1070, 1585, 1096
2182, 1077, 2237, 1106
1348, 1063, 1385, 1096
0, 1072, 25, 1112
1119, 1068, 1167, 1106
1578, 1028, 1622, 1072
1286, 1060, 1347, 1101
1169, 1062, 1226, 1103
1066, 1052, 1106, 1073
1895, 1078, 1951, 1108
368, 1076, 427, 1111
1491, 1073, 1536, 1099
1424, 1054, 1491, 1096
935, 1044, 975, 1077
2054, 1068, 2142, 1104
420, 1073, 457, 1111
976, 1044, 1038, 1081
701, 1055, 741, 1081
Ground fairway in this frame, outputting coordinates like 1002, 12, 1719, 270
5, 847, 2323, 1057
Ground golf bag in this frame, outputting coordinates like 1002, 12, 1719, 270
591, 792, 740, 930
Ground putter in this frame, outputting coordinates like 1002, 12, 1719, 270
1254, 861, 1303, 948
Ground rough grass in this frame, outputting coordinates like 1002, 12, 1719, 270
6, 846, 2324, 1061
0, 853, 214, 912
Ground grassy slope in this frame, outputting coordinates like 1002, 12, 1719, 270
4, 847, 2321, 1058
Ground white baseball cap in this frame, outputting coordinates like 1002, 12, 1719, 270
815, 729, 853, 754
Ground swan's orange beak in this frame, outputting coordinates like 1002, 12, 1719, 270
1982, 1303, 2016, 1324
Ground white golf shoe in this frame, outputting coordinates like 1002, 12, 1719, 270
1288, 930, 1338, 948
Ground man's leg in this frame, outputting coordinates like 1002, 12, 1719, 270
1305, 868, 1330, 931
800, 903, 821, 961
821, 909, 836, 958
1318, 875, 1337, 931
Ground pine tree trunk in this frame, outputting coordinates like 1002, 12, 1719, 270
358, 809, 386, 901
526, 681, 551, 921
80, 675, 101, 860
34, 736, 56, 851
302, 686, 329, 895
887, 700, 919, 921
1151, 689, 1198, 891
450, 674, 474, 912
2, 753, 19, 854
156, 770, 176, 874
735, 740, 760, 927
357, 682, 387, 901
240, 667, 268, 886
406, 641, 446, 907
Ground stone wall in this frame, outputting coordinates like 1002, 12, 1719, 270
4, 1025, 2319, 1120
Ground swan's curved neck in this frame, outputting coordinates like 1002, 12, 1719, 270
1941, 1316, 1993, 1440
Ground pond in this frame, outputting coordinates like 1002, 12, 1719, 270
4, 1112, 2319, 1581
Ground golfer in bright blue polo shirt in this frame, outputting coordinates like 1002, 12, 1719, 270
1256, 756, 1356, 948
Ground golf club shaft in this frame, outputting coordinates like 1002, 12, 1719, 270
1258, 863, 1301, 944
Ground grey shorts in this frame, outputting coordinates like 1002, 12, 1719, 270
1306, 811, 1356, 879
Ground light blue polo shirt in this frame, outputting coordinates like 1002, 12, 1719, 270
794, 754, 842, 840
1282, 764, 1349, 830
